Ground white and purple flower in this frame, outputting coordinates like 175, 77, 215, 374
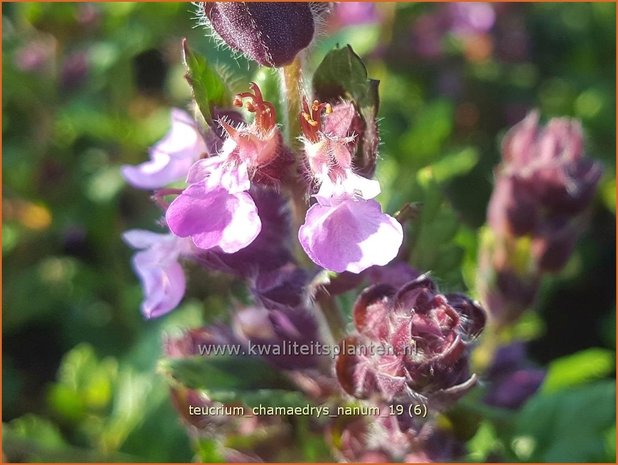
298, 99, 403, 273
121, 108, 207, 189
165, 83, 282, 254
123, 230, 192, 319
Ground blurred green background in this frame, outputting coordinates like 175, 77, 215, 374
2, 2, 615, 462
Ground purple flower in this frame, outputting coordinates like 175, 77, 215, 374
484, 342, 546, 409
166, 84, 284, 253
122, 109, 207, 189
61, 51, 89, 90
488, 111, 602, 272
331, 2, 381, 28
299, 193, 403, 274
499, 112, 602, 217
233, 305, 320, 370
448, 3, 496, 37
195, 187, 293, 277
14, 39, 55, 73
299, 100, 403, 273
165, 158, 261, 253
123, 229, 191, 318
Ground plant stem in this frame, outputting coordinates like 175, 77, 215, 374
280, 56, 303, 150
316, 293, 347, 344
280, 56, 347, 346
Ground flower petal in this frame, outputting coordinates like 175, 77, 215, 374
186, 156, 226, 185
299, 198, 403, 273
166, 184, 232, 241
123, 229, 170, 250
165, 184, 260, 253
216, 191, 262, 253
121, 109, 206, 189
134, 252, 186, 318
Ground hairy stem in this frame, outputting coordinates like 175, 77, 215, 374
280, 56, 347, 345
280, 56, 303, 149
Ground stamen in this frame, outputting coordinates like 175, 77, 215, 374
299, 96, 333, 142
232, 82, 277, 133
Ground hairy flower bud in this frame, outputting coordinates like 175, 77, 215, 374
490, 111, 602, 245
336, 276, 485, 406
198, 2, 324, 67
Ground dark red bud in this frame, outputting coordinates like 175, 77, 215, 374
200, 2, 318, 67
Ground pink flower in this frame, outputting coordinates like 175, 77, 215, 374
299, 190, 403, 274
298, 99, 403, 273
165, 84, 283, 253
165, 162, 261, 253
123, 230, 192, 318
122, 109, 207, 189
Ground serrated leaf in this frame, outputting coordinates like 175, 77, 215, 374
542, 348, 615, 393
182, 38, 230, 126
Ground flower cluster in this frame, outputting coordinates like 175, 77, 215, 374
119, 3, 601, 461
479, 111, 602, 325
336, 275, 486, 407
122, 74, 405, 316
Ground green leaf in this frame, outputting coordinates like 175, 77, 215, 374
313, 44, 378, 110
428, 147, 480, 183
182, 38, 230, 126
195, 438, 225, 463
542, 348, 615, 393
158, 355, 292, 393
513, 381, 616, 462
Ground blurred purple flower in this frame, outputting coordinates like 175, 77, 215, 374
331, 2, 381, 28
233, 305, 321, 370
123, 229, 192, 318
489, 111, 602, 272
61, 51, 89, 90
122, 109, 208, 189
484, 342, 546, 409
411, 3, 495, 60
448, 3, 495, 36
14, 39, 55, 73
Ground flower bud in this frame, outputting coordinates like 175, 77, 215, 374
198, 2, 322, 67
336, 276, 485, 406
492, 111, 602, 239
